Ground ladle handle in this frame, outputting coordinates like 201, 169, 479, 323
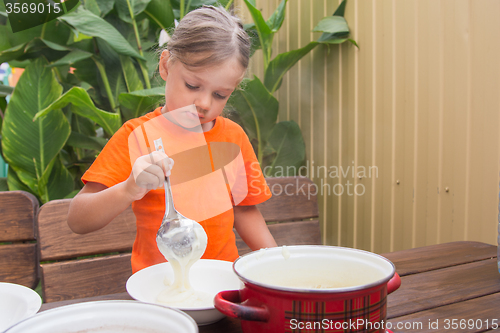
164, 177, 177, 221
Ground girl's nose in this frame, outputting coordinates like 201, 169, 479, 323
195, 92, 211, 112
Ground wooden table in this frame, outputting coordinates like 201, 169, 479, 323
40, 241, 500, 332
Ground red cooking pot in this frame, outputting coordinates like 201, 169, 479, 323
215, 246, 401, 333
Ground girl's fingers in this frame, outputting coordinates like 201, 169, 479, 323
149, 151, 174, 177
137, 164, 165, 189
136, 170, 159, 190
132, 152, 174, 190
166, 158, 174, 177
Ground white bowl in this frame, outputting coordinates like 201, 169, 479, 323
4, 300, 198, 333
126, 259, 240, 325
0, 282, 42, 332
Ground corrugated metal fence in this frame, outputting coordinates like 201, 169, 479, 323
235, 0, 500, 253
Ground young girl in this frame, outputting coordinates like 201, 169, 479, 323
67, 5, 277, 273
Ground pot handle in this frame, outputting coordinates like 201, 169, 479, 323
387, 272, 401, 294
214, 290, 270, 322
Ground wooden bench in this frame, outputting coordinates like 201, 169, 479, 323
235, 176, 320, 255
36, 176, 320, 302
36, 202, 136, 302
0, 191, 39, 289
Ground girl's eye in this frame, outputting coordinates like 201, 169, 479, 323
186, 82, 227, 99
214, 92, 227, 100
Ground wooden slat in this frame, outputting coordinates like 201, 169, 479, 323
0, 191, 39, 289
41, 254, 132, 303
0, 191, 38, 242
37, 199, 136, 261
387, 258, 500, 319
382, 241, 497, 276
258, 177, 319, 222
388, 292, 500, 333
0, 243, 38, 289
235, 220, 321, 256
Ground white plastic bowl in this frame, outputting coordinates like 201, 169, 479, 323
126, 259, 240, 325
4, 300, 198, 333
0, 282, 42, 332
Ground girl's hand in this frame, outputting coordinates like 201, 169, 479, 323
126, 151, 174, 201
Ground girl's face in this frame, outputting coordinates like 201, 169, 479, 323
159, 50, 245, 132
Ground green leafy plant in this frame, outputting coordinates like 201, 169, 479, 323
0, 0, 353, 203
228, 0, 355, 176
0, 0, 232, 203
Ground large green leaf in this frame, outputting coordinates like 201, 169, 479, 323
0, 43, 27, 64
95, 38, 128, 105
35, 87, 121, 135
317, 37, 349, 45
83, 0, 103, 16
0, 25, 11, 52
228, 77, 278, 162
60, 7, 145, 60
333, 0, 347, 16
120, 55, 144, 92
0, 36, 74, 64
0, 37, 69, 67
71, 112, 98, 137
67, 131, 107, 151
96, 0, 116, 16
25, 38, 70, 52
0, 0, 6, 16
1, 57, 70, 201
15, 38, 71, 64
0, 84, 14, 97
83, 0, 116, 17
265, 120, 305, 177
0, 96, 5, 135
119, 86, 164, 121
263, 41, 318, 94
6, 17, 71, 47
244, 23, 261, 58
101, 11, 135, 43
83, 0, 115, 17
0, 177, 7, 191
115, 0, 151, 23
46, 156, 74, 202
313, 16, 350, 38
316, 0, 351, 44
143, 0, 175, 30
66, 132, 107, 151
144, 49, 160, 80
243, 0, 273, 67
266, 0, 287, 32
6, 168, 33, 193
48, 49, 93, 67
66, 39, 94, 53
72, 58, 101, 91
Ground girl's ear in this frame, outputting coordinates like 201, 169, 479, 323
159, 50, 170, 81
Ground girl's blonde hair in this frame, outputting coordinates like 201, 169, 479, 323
166, 5, 251, 70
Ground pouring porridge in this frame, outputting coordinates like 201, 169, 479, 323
156, 224, 211, 307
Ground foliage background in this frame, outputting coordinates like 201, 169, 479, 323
0, 0, 352, 203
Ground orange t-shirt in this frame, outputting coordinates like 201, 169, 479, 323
82, 107, 271, 273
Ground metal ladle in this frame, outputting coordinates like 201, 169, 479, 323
156, 177, 207, 260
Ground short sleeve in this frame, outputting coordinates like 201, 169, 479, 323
81, 122, 134, 188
